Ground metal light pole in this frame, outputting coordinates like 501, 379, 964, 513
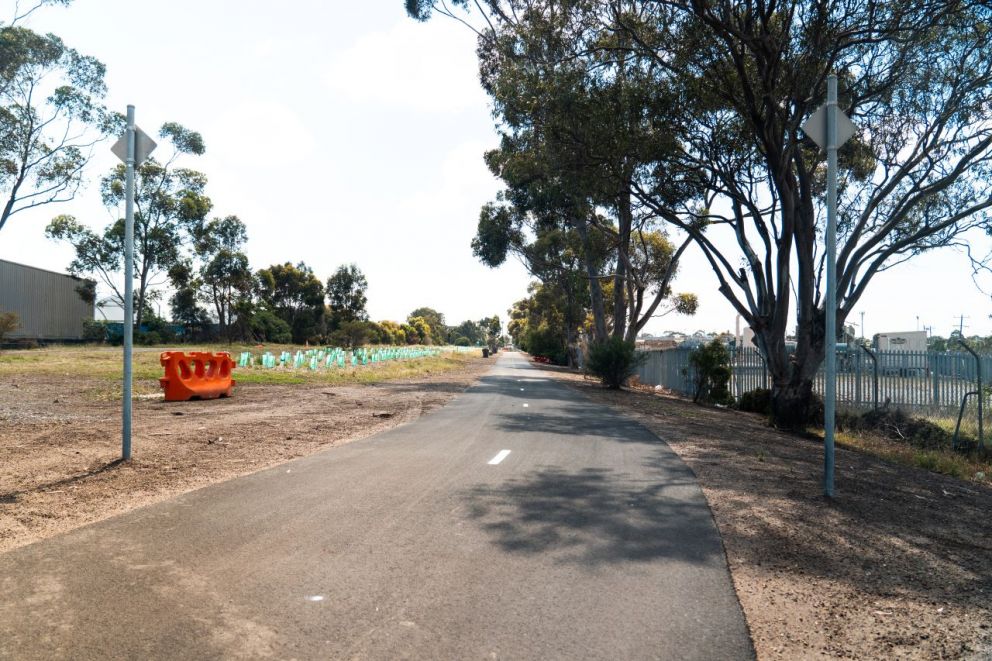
122, 105, 136, 461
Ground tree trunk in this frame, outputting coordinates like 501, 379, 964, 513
612, 190, 633, 339
574, 215, 607, 343
770, 377, 816, 429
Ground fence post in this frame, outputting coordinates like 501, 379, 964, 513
932, 352, 940, 410
855, 349, 862, 408
860, 345, 878, 411
956, 337, 984, 449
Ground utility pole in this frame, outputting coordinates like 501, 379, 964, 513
957, 315, 969, 335
860, 311, 865, 341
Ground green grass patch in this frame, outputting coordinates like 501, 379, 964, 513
0, 344, 483, 387
827, 427, 991, 484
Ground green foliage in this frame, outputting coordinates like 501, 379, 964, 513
454, 336, 471, 347
407, 307, 446, 345
248, 309, 292, 344
326, 263, 369, 329
328, 320, 373, 349
45, 122, 212, 331
0, 21, 116, 233
522, 322, 568, 366
0, 310, 20, 344
192, 215, 252, 339
255, 262, 325, 344
688, 340, 734, 405
586, 337, 645, 389
81, 319, 107, 342
738, 388, 772, 415
449, 319, 483, 345
478, 315, 502, 350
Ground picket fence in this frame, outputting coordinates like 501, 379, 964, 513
635, 346, 992, 416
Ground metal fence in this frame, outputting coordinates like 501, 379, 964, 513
635, 345, 991, 417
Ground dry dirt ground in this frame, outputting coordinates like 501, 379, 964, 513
541, 365, 992, 660
0, 357, 491, 555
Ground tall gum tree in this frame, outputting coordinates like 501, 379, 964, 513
46, 122, 210, 331
613, 0, 992, 425
413, 0, 697, 345
0, 4, 116, 234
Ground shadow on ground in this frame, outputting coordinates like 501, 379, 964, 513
463, 453, 721, 568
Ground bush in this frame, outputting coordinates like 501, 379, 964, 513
82, 320, 108, 343
328, 320, 373, 349
138, 331, 163, 346
586, 337, 645, 389
739, 388, 771, 414
688, 340, 734, 405
454, 336, 471, 346
523, 323, 568, 365
0, 311, 20, 345
249, 309, 293, 344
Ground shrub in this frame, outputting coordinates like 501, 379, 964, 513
688, 340, 734, 405
82, 320, 108, 343
0, 311, 20, 345
739, 388, 771, 414
249, 309, 292, 344
523, 323, 568, 365
587, 337, 645, 389
454, 336, 471, 347
138, 331, 163, 346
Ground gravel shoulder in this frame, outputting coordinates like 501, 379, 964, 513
540, 365, 992, 660
0, 356, 492, 554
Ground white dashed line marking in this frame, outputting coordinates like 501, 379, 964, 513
522, 403, 529, 407
488, 450, 511, 465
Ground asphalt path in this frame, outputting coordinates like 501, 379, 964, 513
0, 351, 753, 660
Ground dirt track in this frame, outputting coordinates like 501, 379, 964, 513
0, 359, 491, 554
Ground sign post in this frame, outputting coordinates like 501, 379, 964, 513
111, 107, 156, 461
801, 74, 855, 497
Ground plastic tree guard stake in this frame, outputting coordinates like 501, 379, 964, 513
160, 351, 236, 401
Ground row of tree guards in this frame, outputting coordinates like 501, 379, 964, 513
237, 346, 474, 370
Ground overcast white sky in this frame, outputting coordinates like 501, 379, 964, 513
1, 0, 990, 337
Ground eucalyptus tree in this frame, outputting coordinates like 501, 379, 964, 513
326, 263, 369, 329
255, 262, 325, 343
611, 1, 992, 424
0, 7, 117, 234
46, 123, 211, 331
432, 0, 696, 345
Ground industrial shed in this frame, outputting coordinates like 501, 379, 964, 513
0, 259, 94, 341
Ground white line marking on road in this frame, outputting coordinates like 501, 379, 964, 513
519, 387, 524, 391
306, 595, 325, 602
522, 403, 529, 407
488, 450, 511, 465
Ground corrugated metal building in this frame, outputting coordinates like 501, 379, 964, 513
0, 259, 94, 341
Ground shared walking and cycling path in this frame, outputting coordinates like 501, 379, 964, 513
0, 351, 753, 660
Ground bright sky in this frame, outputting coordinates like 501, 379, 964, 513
1, 0, 990, 337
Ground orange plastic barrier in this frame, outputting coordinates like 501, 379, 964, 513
159, 351, 236, 401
